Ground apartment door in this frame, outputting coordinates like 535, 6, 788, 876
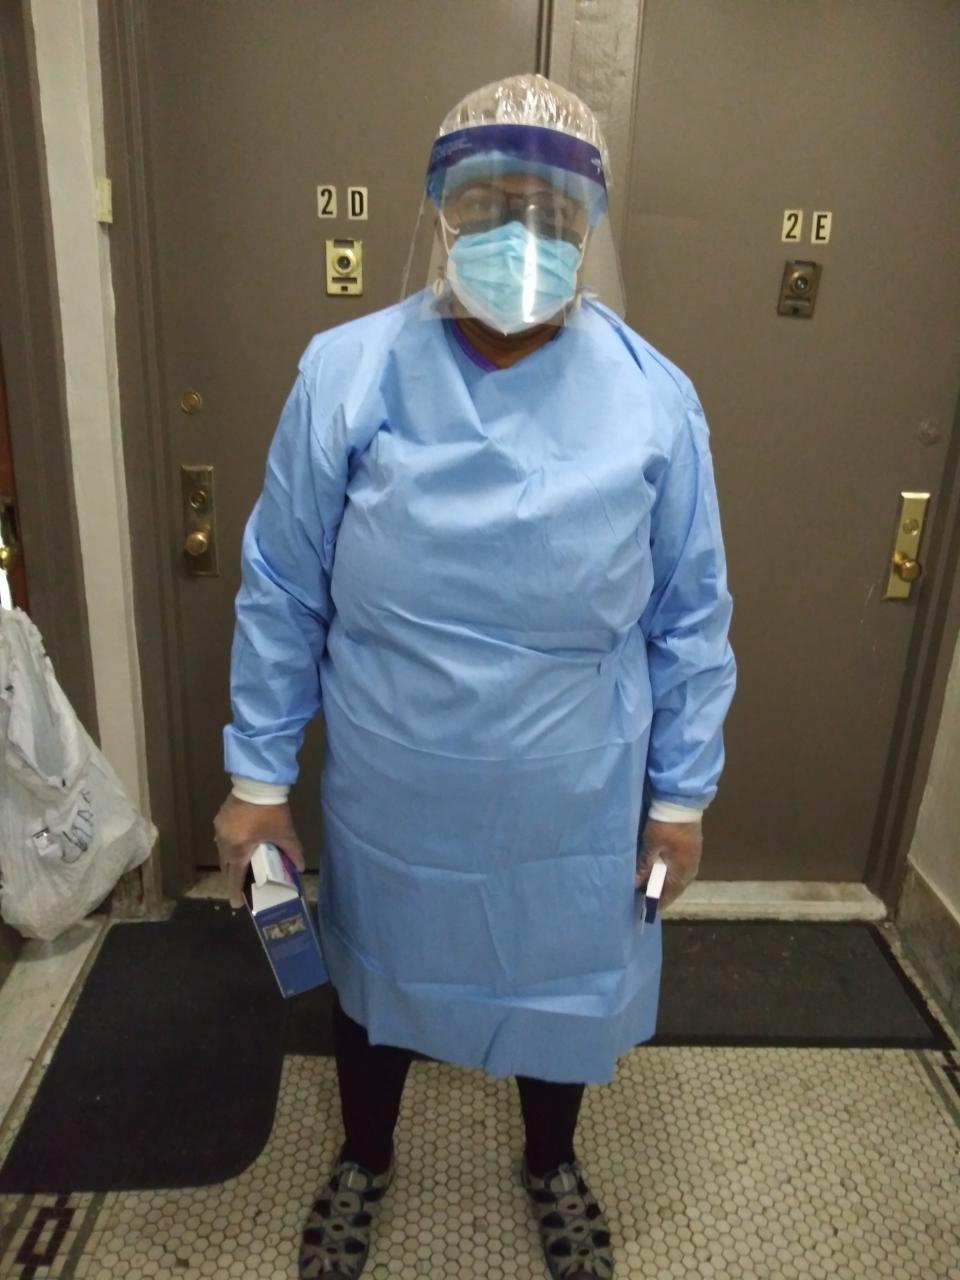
622, 1, 960, 879
125, 0, 545, 869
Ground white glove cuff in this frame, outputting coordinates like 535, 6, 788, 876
230, 774, 291, 805
648, 798, 704, 823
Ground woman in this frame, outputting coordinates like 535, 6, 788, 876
214, 74, 736, 1280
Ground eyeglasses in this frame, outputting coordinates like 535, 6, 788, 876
442, 183, 585, 246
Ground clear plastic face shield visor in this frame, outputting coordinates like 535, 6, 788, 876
400, 124, 626, 333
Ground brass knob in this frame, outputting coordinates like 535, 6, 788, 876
0, 544, 16, 572
184, 529, 210, 557
892, 551, 921, 583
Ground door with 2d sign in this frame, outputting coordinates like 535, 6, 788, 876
126, 0, 545, 869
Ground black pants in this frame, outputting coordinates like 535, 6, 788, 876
332, 988, 585, 1177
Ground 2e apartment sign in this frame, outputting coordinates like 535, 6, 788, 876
782, 209, 833, 244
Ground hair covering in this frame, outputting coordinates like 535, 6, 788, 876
434, 72, 612, 181
425, 73, 612, 227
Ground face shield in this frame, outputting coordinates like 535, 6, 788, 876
400, 119, 626, 333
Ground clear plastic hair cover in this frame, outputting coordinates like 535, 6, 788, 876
400, 74, 626, 333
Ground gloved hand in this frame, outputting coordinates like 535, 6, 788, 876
213, 793, 305, 909
635, 818, 703, 911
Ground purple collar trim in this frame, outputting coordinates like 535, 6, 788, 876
445, 318, 500, 372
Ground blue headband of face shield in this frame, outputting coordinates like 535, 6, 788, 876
426, 124, 608, 227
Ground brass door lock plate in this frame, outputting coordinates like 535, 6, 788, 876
0, 495, 20, 569
777, 260, 822, 317
180, 464, 218, 576
883, 491, 930, 600
326, 238, 363, 296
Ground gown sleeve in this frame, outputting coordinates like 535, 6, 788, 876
222, 367, 346, 786
639, 388, 737, 812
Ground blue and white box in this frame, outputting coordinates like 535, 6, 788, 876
246, 841, 328, 996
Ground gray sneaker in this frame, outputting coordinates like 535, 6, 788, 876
299, 1149, 396, 1279
521, 1155, 614, 1279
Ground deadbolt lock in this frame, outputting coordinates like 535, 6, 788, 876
883, 492, 929, 600
180, 465, 218, 576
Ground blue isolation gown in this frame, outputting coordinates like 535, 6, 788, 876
224, 290, 736, 1084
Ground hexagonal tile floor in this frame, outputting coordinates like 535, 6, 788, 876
1, 924, 958, 1280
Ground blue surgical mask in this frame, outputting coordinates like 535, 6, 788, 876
444, 222, 583, 334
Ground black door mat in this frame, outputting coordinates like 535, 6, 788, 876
651, 920, 950, 1048
0, 899, 302, 1194
0, 908, 948, 1194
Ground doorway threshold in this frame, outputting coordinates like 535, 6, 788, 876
669, 880, 887, 921
187, 869, 318, 903
185, 871, 887, 922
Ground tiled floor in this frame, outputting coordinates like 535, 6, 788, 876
1, 921, 958, 1280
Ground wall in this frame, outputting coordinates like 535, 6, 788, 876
898, 624, 960, 1027
27, 0, 150, 813
909, 632, 960, 910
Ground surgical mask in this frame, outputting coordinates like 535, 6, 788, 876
443, 221, 583, 334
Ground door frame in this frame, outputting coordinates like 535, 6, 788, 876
867, 392, 960, 902
99, 0, 960, 906
98, 1, 196, 897
0, 1, 97, 733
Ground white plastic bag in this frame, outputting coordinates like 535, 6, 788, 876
0, 607, 156, 940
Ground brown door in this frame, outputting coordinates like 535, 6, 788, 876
622, 1, 960, 881
133, 0, 544, 868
